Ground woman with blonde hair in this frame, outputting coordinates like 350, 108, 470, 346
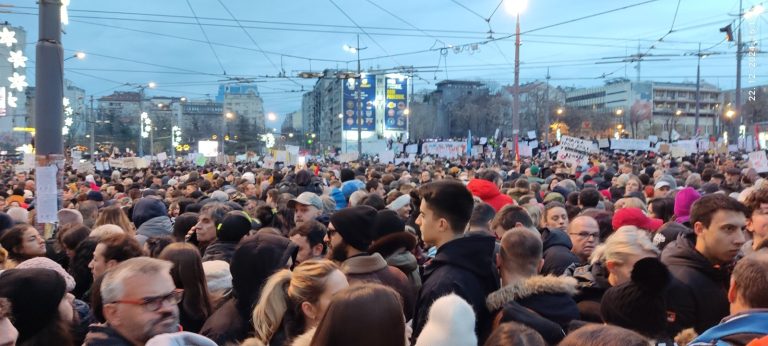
93, 205, 135, 236
249, 260, 349, 346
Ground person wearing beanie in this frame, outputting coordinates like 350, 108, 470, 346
674, 187, 701, 227
0, 268, 73, 345
210, 190, 229, 203
386, 194, 412, 221
612, 207, 664, 232
487, 229, 579, 344
415, 293, 477, 346
202, 211, 252, 263
132, 197, 172, 246
690, 252, 768, 345
16, 256, 77, 291
369, 209, 422, 290
202, 260, 233, 309
600, 257, 673, 342
328, 205, 416, 321
467, 172, 515, 212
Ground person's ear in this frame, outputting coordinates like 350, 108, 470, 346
311, 243, 324, 257
605, 260, 616, 274
727, 279, 738, 304
103, 303, 119, 326
301, 301, 317, 322
693, 221, 705, 237
105, 259, 119, 270
538, 258, 545, 273
746, 218, 755, 233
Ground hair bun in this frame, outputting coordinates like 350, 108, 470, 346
630, 257, 670, 292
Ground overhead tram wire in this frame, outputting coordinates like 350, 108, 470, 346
328, 0, 403, 67
363, 0, 447, 47
214, 0, 303, 87
184, 0, 227, 75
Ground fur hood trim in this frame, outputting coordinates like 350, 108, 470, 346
289, 327, 316, 346
486, 275, 578, 311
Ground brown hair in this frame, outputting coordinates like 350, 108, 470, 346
742, 187, 768, 217
483, 321, 545, 346
491, 205, 535, 232
499, 228, 543, 277
159, 243, 213, 327
732, 252, 768, 309
94, 205, 136, 236
559, 324, 650, 346
98, 233, 144, 263
309, 283, 405, 346
690, 194, 749, 229
57, 223, 91, 253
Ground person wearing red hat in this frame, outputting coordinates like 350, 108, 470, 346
612, 208, 663, 233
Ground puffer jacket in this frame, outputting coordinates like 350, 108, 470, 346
690, 310, 768, 346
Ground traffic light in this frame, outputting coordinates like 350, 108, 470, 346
307, 139, 313, 145
720, 24, 734, 42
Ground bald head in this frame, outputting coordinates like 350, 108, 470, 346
567, 215, 600, 263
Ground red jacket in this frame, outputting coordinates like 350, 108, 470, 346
467, 179, 515, 211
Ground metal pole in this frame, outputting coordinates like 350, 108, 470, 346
356, 34, 362, 155
512, 14, 521, 159
149, 122, 154, 157
734, 0, 743, 144
89, 95, 95, 159
138, 87, 144, 156
544, 68, 550, 147
35, 0, 64, 224
694, 43, 701, 137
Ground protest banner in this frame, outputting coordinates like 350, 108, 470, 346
421, 141, 467, 159
610, 139, 651, 152
556, 136, 592, 166
749, 151, 768, 173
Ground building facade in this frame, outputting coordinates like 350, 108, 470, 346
0, 23, 29, 150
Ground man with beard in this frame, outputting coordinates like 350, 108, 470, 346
86, 257, 182, 345
326, 205, 416, 321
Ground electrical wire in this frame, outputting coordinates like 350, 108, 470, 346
184, 0, 227, 75
328, 0, 403, 67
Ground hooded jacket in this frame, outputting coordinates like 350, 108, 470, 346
277, 170, 323, 197
486, 276, 580, 344
340, 252, 417, 321
674, 187, 701, 225
563, 261, 611, 323
135, 215, 173, 246
369, 231, 422, 290
539, 228, 581, 276
411, 234, 499, 345
661, 232, 731, 334
201, 240, 238, 263
690, 310, 768, 346
83, 324, 135, 346
467, 179, 515, 212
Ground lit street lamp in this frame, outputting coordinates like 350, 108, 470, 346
267, 112, 277, 122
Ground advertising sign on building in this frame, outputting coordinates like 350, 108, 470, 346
342, 75, 376, 132
384, 77, 408, 131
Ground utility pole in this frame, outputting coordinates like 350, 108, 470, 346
512, 13, 521, 160
694, 43, 702, 137
138, 87, 144, 156
544, 68, 551, 147
356, 34, 362, 155
734, 0, 744, 144
89, 95, 95, 159
35, 0, 64, 224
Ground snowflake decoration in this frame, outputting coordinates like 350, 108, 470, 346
8, 72, 28, 92
7, 50, 27, 69
7, 93, 17, 108
62, 126, 69, 136
64, 117, 73, 127
62, 97, 70, 107
0, 27, 17, 47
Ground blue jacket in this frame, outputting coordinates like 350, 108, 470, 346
690, 310, 768, 346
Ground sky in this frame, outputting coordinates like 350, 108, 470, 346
2, 0, 764, 128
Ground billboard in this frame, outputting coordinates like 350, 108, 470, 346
385, 77, 408, 130
342, 75, 376, 131
198, 140, 219, 157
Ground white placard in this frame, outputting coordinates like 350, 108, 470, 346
339, 152, 359, 163
610, 139, 651, 152
379, 151, 395, 163
749, 151, 768, 173
648, 135, 659, 143
263, 156, 275, 169
35, 165, 59, 223
675, 140, 698, 155
156, 152, 168, 161
405, 144, 418, 154
421, 141, 467, 159
670, 146, 687, 158
598, 139, 610, 149
479, 137, 488, 145
527, 130, 537, 139
557, 136, 593, 166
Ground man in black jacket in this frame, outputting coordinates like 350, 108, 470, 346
412, 180, 499, 344
662, 194, 748, 334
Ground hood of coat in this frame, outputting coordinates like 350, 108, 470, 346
340, 253, 389, 275
467, 178, 502, 200
540, 228, 574, 251
427, 234, 497, 283
486, 275, 579, 311
661, 232, 729, 283
369, 232, 418, 258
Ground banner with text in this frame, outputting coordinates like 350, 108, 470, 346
342, 75, 376, 131
421, 141, 468, 159
384, 77, 407, 131
557, 136, 593, 167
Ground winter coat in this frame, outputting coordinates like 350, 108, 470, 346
83, 324, 135, 346
690, 310, 768, 346
467, 179, 515, 211
369, 231, 422, 291
340, 252, 417, 321
202, 241, 238, 263
411, 234, 500, 345
135, 215, 173, 246
486, 276, 580, 345
563, 261, 611, 323
200, 298, 244, 345
277, 175, 323, 197
539, 228, 580, 276
288, 327, 316, 346
662, 232, 732, 334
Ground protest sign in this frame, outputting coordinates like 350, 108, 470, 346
610, 139, 651, 152
556, 136, 592, 166
749, 151, 768, 173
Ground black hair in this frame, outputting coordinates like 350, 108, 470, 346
418, 180, 474, 234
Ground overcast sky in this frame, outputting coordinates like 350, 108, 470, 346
3, 0, 763, 127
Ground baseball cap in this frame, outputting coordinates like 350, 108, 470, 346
654, 181, 671, 190
288, 192, 324, 210
612, 207, 663, 232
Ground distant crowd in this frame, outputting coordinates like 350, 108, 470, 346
0, 150, 767, 346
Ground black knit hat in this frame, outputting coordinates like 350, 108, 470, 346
330, 205, 377, 251
218, 211, 253, 242
373, 209, 405, 240
600, 257, 671, 338
0, 268, 66, 343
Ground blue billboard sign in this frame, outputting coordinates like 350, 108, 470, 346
385, 77, 408, 131
342, 75, 376, 131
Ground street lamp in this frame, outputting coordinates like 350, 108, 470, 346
506, 0, 527, 160
675, 110, 682, 116
615, 109, 623, 116
222, 112, 235, 154
64, 51, 86, 61
344, 35, 367, 155
267, 112, 277, 122
130, 82, 156, 156
556, 108, 564, 116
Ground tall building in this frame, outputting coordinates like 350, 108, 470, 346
0, 23, 29, 149
219, 84, 265, 130
64, 79, 87, 138
565, 79, 722, 138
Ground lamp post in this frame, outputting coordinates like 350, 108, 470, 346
223, 111, 234, 155
134, 82, 156, 156
505, 0, 527, 160
344, 35, 367, 155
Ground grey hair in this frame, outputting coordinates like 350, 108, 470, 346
200, 202, 233, 226
589, 226, 660, 265
101, 257, 173, 303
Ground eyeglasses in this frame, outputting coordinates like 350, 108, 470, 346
109, 288, 184, 312
569, 232, 599, 240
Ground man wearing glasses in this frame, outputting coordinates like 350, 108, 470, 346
85, 257, 182, 346
567, 215, 601, 266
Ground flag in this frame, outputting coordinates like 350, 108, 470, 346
467, 130, 472, 157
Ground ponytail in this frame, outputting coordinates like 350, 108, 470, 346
253, 269, 292, 344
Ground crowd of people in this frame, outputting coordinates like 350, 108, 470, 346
0, 150, 767, 346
